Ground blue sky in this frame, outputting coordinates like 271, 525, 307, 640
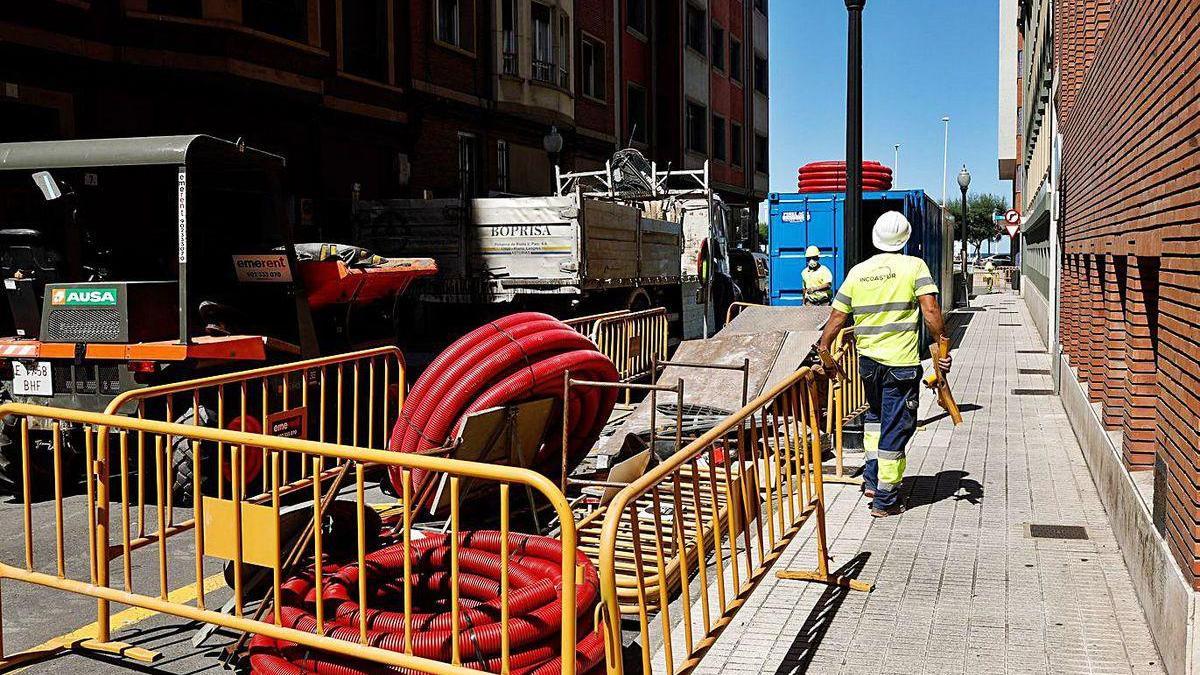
767, 1, 1007, 213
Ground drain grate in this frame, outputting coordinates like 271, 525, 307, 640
1028, 524, 1089, 540
1012, 388, 1055, 395
1018, 368, 1052, 375
1016, 349, 1044, 354
999, 323, 1021, 326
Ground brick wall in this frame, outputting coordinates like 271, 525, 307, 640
1059, 0, 1200, 585
575, 0, 615, 137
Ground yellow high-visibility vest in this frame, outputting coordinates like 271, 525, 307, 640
831, 253, 939, 366
801, 264, 833, 303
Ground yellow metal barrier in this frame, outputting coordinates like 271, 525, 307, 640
563, 309, 630, 335
589, 308, 669, 385
0, 403, 581, 674
597, 367, 872, 675
99, 347, 405, 554
724, 301, 760, 326
824, 328, 866, 485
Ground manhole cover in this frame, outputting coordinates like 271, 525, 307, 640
1028, 524, 1089, 540
1012, 388, 1055, 396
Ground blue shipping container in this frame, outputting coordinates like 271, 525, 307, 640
767, 190, 953, 309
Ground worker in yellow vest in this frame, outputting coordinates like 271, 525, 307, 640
815, 211, 951, 517
801, 245, 834, 305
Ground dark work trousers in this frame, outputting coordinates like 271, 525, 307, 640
859, 355, 921, 510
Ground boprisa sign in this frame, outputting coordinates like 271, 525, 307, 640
51, 287, 119, 307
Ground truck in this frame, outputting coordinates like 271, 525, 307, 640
353, 150, 739, 342
767, 189, 955, 310
0, 135, 435, 494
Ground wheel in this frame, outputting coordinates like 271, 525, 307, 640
626, 287, 652, 312
0, 422, 83, 500
171, 406, 265, 503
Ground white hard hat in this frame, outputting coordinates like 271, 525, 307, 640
872, 211, 911, 252
805, 245, 821, 258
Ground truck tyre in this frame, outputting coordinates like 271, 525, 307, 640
626, 287, 652, 312
171, 406, 265, 503
0, 423, 82, 499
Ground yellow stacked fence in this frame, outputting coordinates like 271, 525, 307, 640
596, 365, 872, 675
0, 368, 585, 673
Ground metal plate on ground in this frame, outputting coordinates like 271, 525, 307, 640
1012, 388, 1055, 395
720, 305, 829, 335
1027, 523, 1089, 540
597, 331, 789, 457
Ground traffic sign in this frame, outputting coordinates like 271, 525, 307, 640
1003, 209, 1021, 238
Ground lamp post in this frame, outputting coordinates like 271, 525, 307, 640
543, 125, 564, 194
940, 116, 951, 207
845, 0, 866, 266
893, 143, 900, 189
957, 165, 971, 305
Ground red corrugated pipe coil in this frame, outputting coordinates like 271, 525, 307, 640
387, 312, 619, 501
248, 530, 606, 674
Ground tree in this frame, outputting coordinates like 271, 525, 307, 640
757, 222, 769, 247
945, 193, 1008, 257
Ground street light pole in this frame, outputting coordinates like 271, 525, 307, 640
958, 165, 971, 306
893, 143, 900, 189
940, 116, 950, 207
845, 0, 866, 267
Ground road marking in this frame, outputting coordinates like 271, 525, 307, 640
12, 572, 226, 671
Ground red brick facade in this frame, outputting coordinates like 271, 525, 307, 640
1058, 0, 1200, 584
0, 0, 767, 238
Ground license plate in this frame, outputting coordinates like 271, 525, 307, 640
12, 361, 52, 397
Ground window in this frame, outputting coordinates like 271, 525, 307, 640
581, 37, 605, 100
627, 0, 647, 35
148, 0, 202, 17
532, 3, 554, 82
754, 133, 768, 174
685, 5, 706, 54
243, 0, 308, 42
497, 140, 510, 192
502, 0, 518, 74
437, 0, 462, 47
729, 38, 742, 82
754, 0, 767, 16
559, 15, 570, 88
458, 133, 478, 198
730, 122, 743, 167
627, 84, 648, 143
712, 115, 726, 162
711, 24, 725, 70
753, 54, 768, 95
686, 101, 707, 154
342, 0, 388, 80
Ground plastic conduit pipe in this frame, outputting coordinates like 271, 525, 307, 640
247, 530, 606, 675
388, 314, 619, 499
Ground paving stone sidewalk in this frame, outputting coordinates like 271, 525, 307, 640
677, 291, 1164, 675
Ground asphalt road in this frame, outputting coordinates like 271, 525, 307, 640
0, 476, 391, 674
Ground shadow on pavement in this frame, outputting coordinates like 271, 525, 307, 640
918, 402, 982, 427
771, 552, 872, 675
904, 469, 983, 508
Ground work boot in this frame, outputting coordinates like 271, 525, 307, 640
870, 504, 905, 518
863, 488, 876, 498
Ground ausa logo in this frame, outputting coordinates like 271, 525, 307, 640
51, 287, 119, 307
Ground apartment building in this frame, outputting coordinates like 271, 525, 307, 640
1000, 2, 1200, 670
0, 0, 768, 239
